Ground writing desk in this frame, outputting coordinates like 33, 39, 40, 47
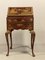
5, 7, 35, 57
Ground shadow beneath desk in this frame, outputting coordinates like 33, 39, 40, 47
0, 44, 31, 55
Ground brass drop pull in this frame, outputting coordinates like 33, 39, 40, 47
30, 18, 33, 22
17, 24, 23, 26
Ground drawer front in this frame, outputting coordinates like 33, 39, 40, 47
7, 16, 33, 23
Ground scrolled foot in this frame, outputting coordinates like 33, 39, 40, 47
6, 53, 9, 56
32, 53, 35, 57
5, 31, 10, 56
10, 46, 12, 49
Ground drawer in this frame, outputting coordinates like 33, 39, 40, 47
7, 22, 33, 30
7, 18, 33, 25
7, 16, 33, 22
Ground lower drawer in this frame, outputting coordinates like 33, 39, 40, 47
7, 23, 33, 30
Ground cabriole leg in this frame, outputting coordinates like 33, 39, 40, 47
10, 32, 12, 49
30, 31, 35, 57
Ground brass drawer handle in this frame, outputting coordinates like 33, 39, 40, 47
21, 19, 25, 22
14, 19, 17, 22
16, 24, 23, 26
30, 18, 33, 22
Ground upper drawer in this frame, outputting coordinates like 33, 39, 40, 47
7, 16, 33, 23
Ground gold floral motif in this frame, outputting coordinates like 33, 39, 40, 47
8, 7, 33, 16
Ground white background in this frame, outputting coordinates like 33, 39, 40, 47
0, 0, 45, 46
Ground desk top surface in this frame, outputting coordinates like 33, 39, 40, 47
7, 7, 33, 17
